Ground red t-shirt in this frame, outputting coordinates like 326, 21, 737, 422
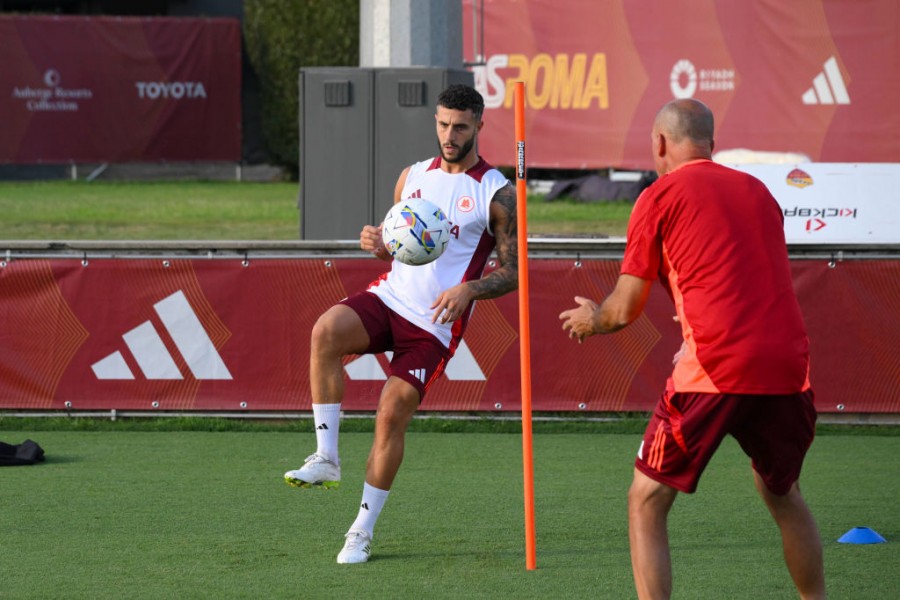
622, 159, 810, 394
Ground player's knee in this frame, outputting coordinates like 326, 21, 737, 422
310, 317, 329, 347
628, 481, 650, 515
760, 480, 806, 516
629, 471, 677, 515
376, 391, 419, 434
310, 312, 345, 354
377, 408, 407, 434
373, 410, 413, 446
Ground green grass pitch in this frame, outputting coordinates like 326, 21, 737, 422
0, 180, 631, 240
0, 425, 896, 598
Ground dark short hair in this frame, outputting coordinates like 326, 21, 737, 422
437, 84, 485, 120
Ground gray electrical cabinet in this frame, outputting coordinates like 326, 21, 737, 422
299, 67, 474, 240
298, 68, 374, 240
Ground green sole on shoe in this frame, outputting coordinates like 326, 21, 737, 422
284, 477, 340, 490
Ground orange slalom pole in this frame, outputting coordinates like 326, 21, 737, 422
514, 81, 537, 571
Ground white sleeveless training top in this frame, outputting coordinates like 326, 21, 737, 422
368, 156, 509, 351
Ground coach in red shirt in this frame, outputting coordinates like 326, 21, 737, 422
560, 99, 825, 600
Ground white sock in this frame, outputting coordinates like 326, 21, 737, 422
312, 403, 341, 463
350, 483, 390, 539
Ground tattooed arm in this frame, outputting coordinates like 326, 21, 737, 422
430, 183, 519, 324
470, 183, 518, 298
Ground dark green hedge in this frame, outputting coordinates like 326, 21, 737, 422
244, 0, 359, 177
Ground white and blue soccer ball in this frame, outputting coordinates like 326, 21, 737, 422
381, 198, 451, 266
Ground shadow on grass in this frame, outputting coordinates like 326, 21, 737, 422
39, 454, 83, 465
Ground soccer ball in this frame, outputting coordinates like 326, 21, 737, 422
381, 198, 451, 266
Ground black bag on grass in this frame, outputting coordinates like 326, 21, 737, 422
0, 439, 45, 466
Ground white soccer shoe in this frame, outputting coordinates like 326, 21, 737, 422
337, 529, 372, 564
284, 453, 340, 489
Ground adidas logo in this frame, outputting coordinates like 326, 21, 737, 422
361, 502, 369, 510
802, 56, 850, 105
316, 423, 329, 430
91, 290, 232, 381
409, 368, 427, 384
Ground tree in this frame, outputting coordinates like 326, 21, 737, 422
244, 0, 359, 177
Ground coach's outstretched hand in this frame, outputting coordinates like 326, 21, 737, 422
559, 296, 600, 344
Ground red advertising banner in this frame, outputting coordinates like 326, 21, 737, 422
1, 257, 897, 414
463, 0, 900, 169
0, 16, 241, 163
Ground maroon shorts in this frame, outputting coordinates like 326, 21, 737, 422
340, 291, 451, 400
635, 389, 817, 495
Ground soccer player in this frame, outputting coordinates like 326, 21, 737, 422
560, 99, 825, 599
284, 84, 518, 564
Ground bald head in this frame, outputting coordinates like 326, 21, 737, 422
655, 99, 715, 147
651, 99, 715, 174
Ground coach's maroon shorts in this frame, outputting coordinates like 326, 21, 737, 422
635, 389, 817, 495
340, 291, 451, 400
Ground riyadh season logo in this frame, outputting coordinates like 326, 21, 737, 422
670, 60, 735, 99
10, 69, 93, 112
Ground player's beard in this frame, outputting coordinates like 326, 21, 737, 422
439, 134, 476, 164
